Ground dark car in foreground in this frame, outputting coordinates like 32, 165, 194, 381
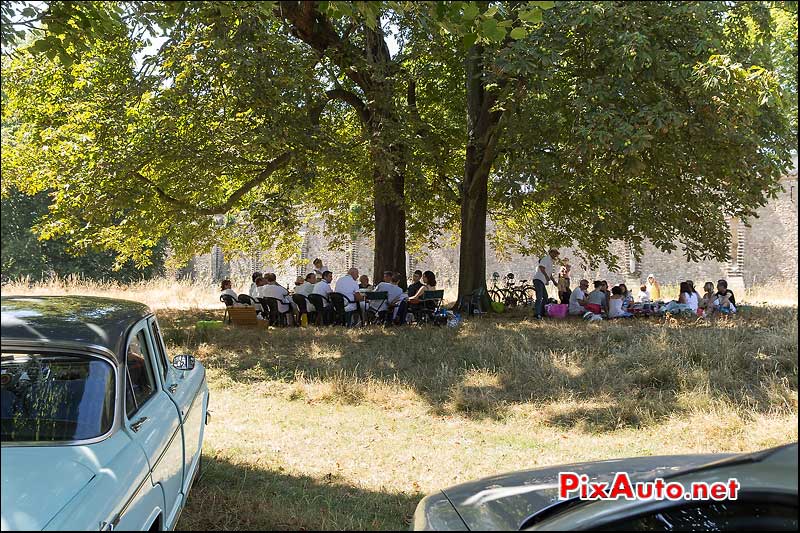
1, 296, 209, 531
414, 442, 797, 531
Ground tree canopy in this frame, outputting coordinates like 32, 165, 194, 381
1, 1, 796, 296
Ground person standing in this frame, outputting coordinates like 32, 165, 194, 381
309, 258, 328, 280
646, 274, 662, 301
533, 248, 559, 319
557, 263, 571, 304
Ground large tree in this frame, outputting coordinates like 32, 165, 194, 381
2, 1, 795, 301
402, 1, 795, 304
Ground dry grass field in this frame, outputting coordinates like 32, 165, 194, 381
3, 278, 797, 530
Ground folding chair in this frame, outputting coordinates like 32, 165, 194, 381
416, 290, 445, 325
364, 291, 389, 325
328, 292, 359, 326
307, 294, 330, 325
457, 287, 486, 317
220, 294, 236, 324
261, 297, 293, 327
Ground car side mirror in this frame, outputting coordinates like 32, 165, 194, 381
172, 354, 195, 371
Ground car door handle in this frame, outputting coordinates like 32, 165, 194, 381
168, 383, 178, 394
130, 416, 148, 432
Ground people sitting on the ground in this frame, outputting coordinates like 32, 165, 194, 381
220, 279, 238, 300
407, 269, 423, 297
683, 281, 699, 312
258, 273, 296, 325
646, 273, 662, 301
619, 283, 634, 310
568, 279, 590, 315
359, 275, 372, 291
700, 281, 717, 317
664, 282, 695, 315
686, 279, 700, 312
586, 281, 606, 315
249, 271, 262, 299
608, 286, 633, 318
716, 279, 737, 315
558, 263, 571, 305
334, 268, 366, 317
637, 285, 651, 303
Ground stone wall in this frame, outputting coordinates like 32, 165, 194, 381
188, 165, 798, 293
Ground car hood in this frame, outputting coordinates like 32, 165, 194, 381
443, 453, 730, 531
1, 446, 97, 531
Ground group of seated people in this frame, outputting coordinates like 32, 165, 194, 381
567, 277, 737, 319
220, 258, 442, 327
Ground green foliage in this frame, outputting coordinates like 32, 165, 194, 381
2, 2, 329, 267
1, 0, 796, 277
0, 188, 166, 282
485, 1, 794, 267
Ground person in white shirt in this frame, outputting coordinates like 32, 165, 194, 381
248, 271, 262, 299
220, 279, 238, 300
258, 273, 296, 325
637, 285, 651, 303
533, 248, 559, 319
309, 258, 328, 281
334, 268, 366, 314
568, 279, 590, 315
312, 270, 334, 308
294, 272, 317, 313
370, 271, 405, 315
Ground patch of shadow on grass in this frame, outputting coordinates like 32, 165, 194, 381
157, 306, 798, 427
176, 454, 420, 531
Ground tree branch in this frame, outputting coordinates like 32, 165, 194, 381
326, 89, 371, 125
132, 151, 293, 215
276, 1, 371, 89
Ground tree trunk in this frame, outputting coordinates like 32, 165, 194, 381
373, 163, 407, 289
457, 158, 489, 305
456, 37, 502, 308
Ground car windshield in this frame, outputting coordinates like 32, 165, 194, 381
1, 352, 115, 442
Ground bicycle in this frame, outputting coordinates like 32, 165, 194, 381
488, 273, 522, 308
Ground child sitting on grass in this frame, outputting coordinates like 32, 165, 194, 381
637, 285, 651, 303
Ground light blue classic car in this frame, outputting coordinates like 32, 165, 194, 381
1, 296, 209, 531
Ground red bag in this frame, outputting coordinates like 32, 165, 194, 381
585, 303, 602, 314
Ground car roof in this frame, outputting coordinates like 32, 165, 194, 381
1, 296, 152, 360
